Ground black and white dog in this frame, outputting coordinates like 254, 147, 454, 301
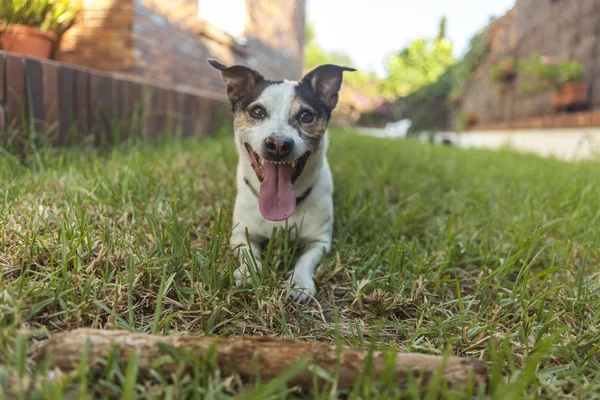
209, 59, 354, 302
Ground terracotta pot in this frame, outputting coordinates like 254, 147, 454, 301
467, 112, 479, 128
467, 113, 479, 127
551, 82, 589, 111
0, 24, 57, 59
450, 94, 462, 106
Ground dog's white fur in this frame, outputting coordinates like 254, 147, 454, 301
208, 58, 353, 302
230, 82, 333, 302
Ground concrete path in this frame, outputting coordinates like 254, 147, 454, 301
356, 127, 600, 162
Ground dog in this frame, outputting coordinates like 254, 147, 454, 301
208, 58, 355, 302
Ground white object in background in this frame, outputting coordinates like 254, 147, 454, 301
384, 119, 412, 138
199, 0, 246, 39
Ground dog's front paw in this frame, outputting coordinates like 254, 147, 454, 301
233, 267, 251, 286
233, 255, 262, 286
285, 274, 316, 303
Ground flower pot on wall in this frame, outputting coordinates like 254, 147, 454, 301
551, 82, 589, 111
0, 24, 57, 59
490, 56, 517, 84
450, 94, 463, 106
467, 112, 479, 127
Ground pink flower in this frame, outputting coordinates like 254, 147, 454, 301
540, 55, 555, 65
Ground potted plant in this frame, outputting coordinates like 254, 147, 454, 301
467, 111, 479, 127
0, 0, 80, 59
490, 56, 517, 83
519, 54, 588, 111
449, 89, 463, 106
457, 110, 479, 132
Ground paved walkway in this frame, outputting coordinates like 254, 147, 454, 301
356, 127, 600, 162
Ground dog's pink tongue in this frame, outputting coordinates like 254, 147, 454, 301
259, 162, 296, 221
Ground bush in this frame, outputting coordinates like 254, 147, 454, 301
450, 25, 491, 96
518, 54, 584, 93
304, 22, 382, 124
380, 37, 455, 100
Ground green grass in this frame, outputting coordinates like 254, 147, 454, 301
1, 128, 599, 399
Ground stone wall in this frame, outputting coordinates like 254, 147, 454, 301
460, 0, 600, 125
57, 0, 306, 100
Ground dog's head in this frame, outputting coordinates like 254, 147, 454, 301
209, 59, 355, 221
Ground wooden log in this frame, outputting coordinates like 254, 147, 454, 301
34, 329, 487, 392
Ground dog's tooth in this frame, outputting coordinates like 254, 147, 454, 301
291, 160, 297, 168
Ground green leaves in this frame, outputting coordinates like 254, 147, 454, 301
303, 22, 382, 122
381, 37, 455, 100
0, 0, 80, 36
518, 53, 585, 93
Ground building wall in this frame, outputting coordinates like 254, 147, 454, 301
244, 0, 306, 80
0, 50, 230, 145
460, 0, 600, 124
57, 0, 306, 99
58, 0, 135, 73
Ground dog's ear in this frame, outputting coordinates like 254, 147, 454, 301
301, 64, 356, 110
208, 58, 264, 101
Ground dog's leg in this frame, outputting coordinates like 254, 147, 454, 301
286, 236, 331, 303
230, 225, 263, 286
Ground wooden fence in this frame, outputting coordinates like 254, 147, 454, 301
0, 50, 230, 146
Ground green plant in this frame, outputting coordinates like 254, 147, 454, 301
2, 129, 600, 398
0, 0, 80, 36
304, 22, 382, 122
357, 19, 493, 134
448, 88, 463, 106
518, 54, 584, 93
450, 24, 492, 94
457, 110, 478, 132
490, 56, 516, 83
380, 36, 455, 100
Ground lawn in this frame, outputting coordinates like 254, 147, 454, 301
1, 129, 599, 399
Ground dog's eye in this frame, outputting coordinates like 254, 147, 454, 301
249, 105, 267, 120
298, 110, 314, 123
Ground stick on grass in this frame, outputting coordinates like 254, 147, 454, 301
34, 329, 488, 392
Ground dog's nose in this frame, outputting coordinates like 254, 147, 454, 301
264, 136, 294, 160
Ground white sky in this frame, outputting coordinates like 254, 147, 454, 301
306, 0, 516, 76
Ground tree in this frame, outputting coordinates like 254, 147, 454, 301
303, 22, 383, 122
438, 16, 447, 40
380, 37, 454, 99
304, 22, 354, 71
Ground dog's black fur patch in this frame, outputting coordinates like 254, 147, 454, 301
294, 82, 333, 120
232, 79, 282, 112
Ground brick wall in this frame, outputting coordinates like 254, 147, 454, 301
0, 50, 229, 146
57, 0, 306, 99
244, 0, 306, 79
459, 0, 600, 125
58, 0, 135, 73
